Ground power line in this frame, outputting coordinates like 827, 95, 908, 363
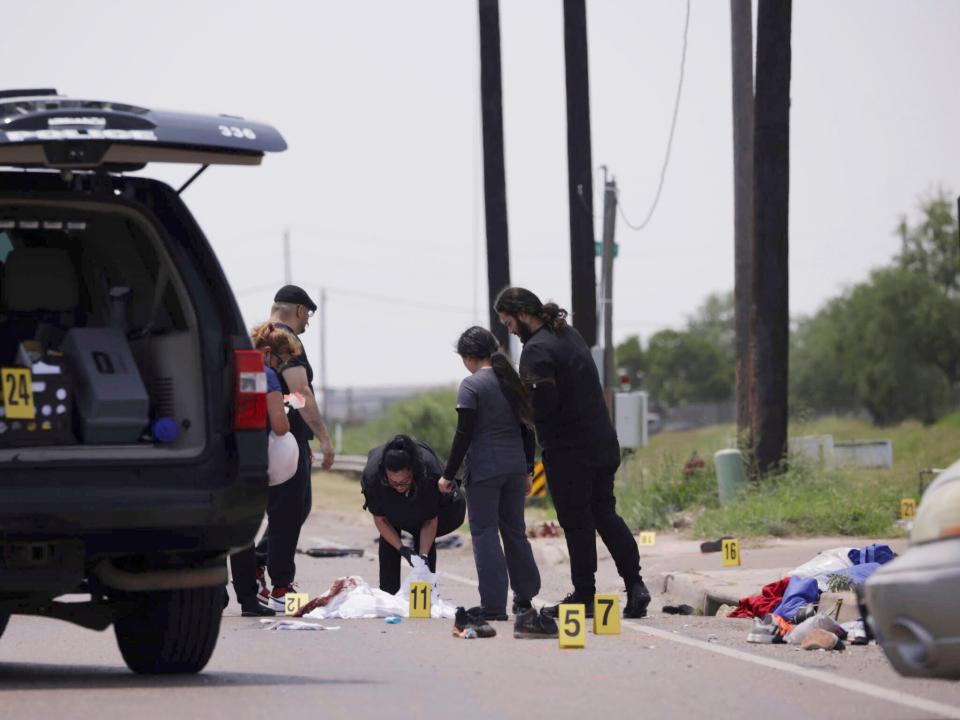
233, 282, 473, 315
618, 0, 692, 232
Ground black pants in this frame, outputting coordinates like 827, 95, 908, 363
230, 545, 259, 603
466, 472, 541, 613
378, 498, 466, 595
254, 441, 313, 588
542, 448, 641, 596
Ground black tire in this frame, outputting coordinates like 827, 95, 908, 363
114, 587, 222, 674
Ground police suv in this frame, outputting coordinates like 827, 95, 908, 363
0, 89, 282, 673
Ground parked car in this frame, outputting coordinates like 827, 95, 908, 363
0, 89, 285, 673
864, 458, 960, 680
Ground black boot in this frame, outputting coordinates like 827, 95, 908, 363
624, 579, 651, 619
240, 597, 276, 617
542, 591, 595, 619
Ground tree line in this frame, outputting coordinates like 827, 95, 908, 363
616, 191, 960, 426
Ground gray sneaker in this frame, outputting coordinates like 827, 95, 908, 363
747, 614, 782, 644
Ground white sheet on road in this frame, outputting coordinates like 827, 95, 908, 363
303, 557, 458, 620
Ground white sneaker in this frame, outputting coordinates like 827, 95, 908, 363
266, 581, 300, 612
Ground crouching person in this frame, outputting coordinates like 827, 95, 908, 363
361, 435, 466, 594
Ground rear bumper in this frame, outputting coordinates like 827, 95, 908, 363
864, 538, 960, 680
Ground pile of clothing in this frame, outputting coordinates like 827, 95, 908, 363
727, 543, 895, 649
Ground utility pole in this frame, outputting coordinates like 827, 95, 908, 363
283, 228, 292, 285
478, 0, 512, 352
600, 170, 617, 413
731, 0, 755, 447
751, 0, 792, 475
563, 0, 597, 347
318, 287, 328, 419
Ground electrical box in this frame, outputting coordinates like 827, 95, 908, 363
615, 391, 648, 449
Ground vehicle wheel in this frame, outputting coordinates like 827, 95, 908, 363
114, 587, 222, 674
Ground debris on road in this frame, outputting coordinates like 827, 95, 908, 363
527, 521, 563, 538
261, 620, 341, 631
801, 628, 844, 651
385, 616, 402, 624
299, 547, 365, 558
662, 604, 697, 615
699, 536, 733, 554
297, 558, 458, 620
435, 535, 464, 550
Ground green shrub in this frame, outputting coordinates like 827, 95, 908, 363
340, 388, 458, 459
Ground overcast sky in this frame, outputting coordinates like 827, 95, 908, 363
5, 1, 960, 389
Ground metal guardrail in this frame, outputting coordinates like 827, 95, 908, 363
312, 453, 366, 474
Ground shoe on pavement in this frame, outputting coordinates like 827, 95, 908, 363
747, 614, 784, 644
624, 579, 652, 619
542, 592, 594, 619
467, 605, 508, 622
453, 607, 496, 638
266, 582, 300, 612
241, 598, 276, 617
513, 608, 559, 639
511, 597, 532, 616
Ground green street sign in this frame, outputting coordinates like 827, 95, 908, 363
594, 242, 619, 258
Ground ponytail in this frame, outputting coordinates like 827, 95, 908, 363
538, 302, 568, 332
490, 352, 534, 429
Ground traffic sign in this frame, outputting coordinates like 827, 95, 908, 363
528, 461, 547, 498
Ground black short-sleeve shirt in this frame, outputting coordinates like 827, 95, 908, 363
274, 322, 314, 446
361, 441, 445, 528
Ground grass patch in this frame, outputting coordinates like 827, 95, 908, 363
616, 413, 959, 538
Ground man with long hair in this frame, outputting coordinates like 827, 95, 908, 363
495, 287, 651, 619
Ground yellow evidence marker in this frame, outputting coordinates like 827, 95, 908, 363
639, 531, 656, 547
722, 538, 741, 567
1, 367, 35, 420
593, 594, 621, 635
284, 593, 309, 616
409, 581, 432, 618
559, 604, 586, 648
900, 498, 917, 520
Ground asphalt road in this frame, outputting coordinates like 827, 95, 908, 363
1, 473, 959, 720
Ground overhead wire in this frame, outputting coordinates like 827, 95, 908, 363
618, 0, 692, 232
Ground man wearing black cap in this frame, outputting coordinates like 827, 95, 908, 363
361, 435, 466, 594
255, 285, 335, 610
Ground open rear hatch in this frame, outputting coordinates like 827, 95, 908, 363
0, 88, 287, 170
0, 89, 284, 460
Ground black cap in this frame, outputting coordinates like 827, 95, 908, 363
274, 285, 317, 312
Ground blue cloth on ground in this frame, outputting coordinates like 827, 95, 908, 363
847, 544, 894, 566
826, 562, 881, 587
772, 576, 821, 622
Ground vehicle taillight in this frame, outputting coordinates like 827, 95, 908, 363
234, 349, 267, 430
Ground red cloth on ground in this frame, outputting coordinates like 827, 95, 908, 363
727, 577, 791, 619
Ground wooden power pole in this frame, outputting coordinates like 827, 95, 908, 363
563, 0, 598, 347
730, 0, 754, 446
478, 0, 512, 351
751, 0, 792, 474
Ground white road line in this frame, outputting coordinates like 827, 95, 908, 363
440, 571, 960, 720
623, 621, 960, 720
